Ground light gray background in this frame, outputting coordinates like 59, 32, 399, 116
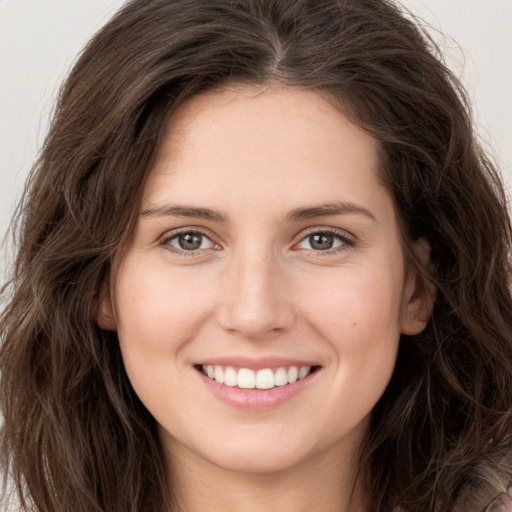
1, 0, 511, 275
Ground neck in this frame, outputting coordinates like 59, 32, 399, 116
164, 436, 369, 512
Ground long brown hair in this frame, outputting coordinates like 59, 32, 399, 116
2, 1, 512, 511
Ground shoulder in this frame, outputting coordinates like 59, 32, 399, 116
484, 488, 512, 512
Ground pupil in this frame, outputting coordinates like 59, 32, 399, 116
179, 233, 202, 250
310, 233, 333, 250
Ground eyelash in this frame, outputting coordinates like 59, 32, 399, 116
295, 228, 356, 255
159, 229, 219, 257
159, 227, 356, 256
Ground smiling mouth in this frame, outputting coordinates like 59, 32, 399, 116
195, 364, 321, 390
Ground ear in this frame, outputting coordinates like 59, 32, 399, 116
96, 283, 117, 331
400, 238, 436, 335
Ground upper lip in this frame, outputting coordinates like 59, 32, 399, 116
195, 356, 320, 371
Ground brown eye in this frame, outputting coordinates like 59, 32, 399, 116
178, 233, 203, 250
309, 233, 334, 250
296, 230, 351, 252
165, 231, 216, 252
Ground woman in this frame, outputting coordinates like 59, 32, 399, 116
1, 0, 511, 511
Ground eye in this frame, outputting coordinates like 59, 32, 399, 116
296, 230, 353, 252
163, 231, 217, 252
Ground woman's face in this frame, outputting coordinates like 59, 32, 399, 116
99, 86, 430, 475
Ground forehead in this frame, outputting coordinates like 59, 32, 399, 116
143, 85, 391, 224
156, 85, 377, 167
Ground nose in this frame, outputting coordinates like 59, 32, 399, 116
216, 248, 295, 341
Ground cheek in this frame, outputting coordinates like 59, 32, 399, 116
115, 261, 214, 349
112, 259, 222, 430
113, 260, 218, 402
295, 265, 403, 406
297, 264, 404, 345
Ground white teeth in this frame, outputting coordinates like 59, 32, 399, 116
287, 366, 298, 383
274, 367, 288, 386
256, 369, 274, 389
298, 366, 310, 379
237, 368, 255, 389
224, 367, 237, 387
214, 365, 224, 384
201, 364, 313, 389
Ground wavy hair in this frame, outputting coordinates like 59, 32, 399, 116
1, 0, 512, 511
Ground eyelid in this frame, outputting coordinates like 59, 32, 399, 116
292, 226, 356, 253
157, 225, 356, 256
159, 227, 221, 254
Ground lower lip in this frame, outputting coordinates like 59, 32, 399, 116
195, 368, 320, 411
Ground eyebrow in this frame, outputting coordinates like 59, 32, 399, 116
285, 202, 377, 222
140, 201, 376, 223
140, 204, 228, 223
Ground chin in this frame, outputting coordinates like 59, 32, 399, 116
209, 448, 306, 475
192, 427, 320, 475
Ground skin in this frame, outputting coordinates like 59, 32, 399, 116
99, 85, 432, 512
